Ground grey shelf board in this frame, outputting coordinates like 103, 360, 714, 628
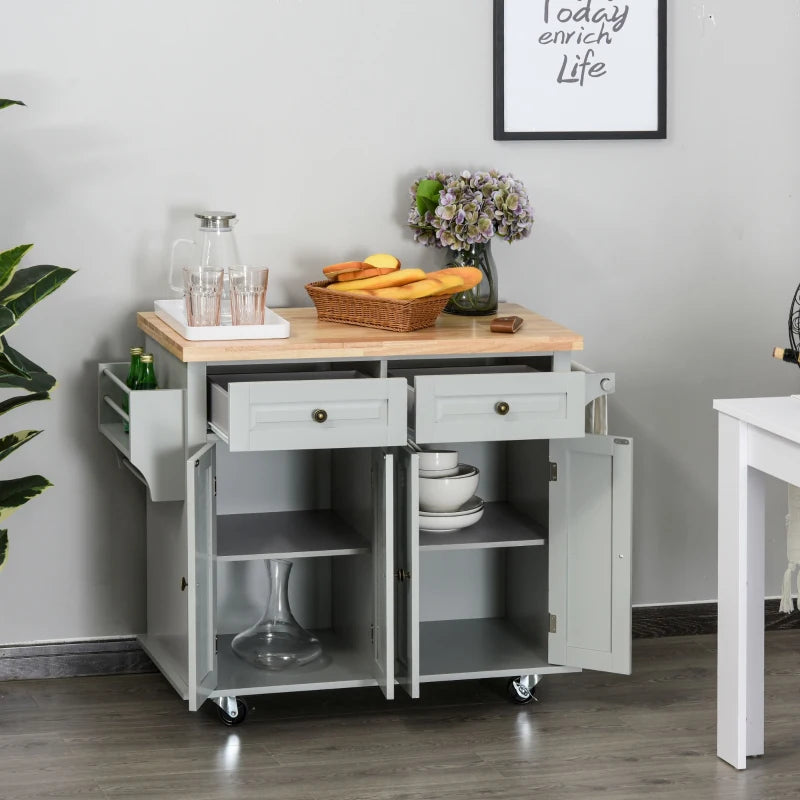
419, 502, 546, 551
216, 510, 370, 561
213, 630, 377, 695
99, 422, 131, 460
419, 618, 580, 682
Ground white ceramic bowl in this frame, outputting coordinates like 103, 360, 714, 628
419, 466, 460, 478
419, 496, 483, 517
417, 450, 458, 472
419, 504, 485, 532
418, 464, 480, 513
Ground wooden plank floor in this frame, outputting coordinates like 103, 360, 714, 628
0, 632, 799, 799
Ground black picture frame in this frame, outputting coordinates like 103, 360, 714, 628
493, 0, 667, 140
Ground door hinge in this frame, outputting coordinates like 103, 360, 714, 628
370, 623, 375, 644
549, 462, 558, 482
213, 476, 217, 497
549, 613, 557, 633
215, 635, 219, 654
395, 569, 411, 582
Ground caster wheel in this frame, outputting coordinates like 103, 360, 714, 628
218, 698, 248, 726
507, 678, 535, 705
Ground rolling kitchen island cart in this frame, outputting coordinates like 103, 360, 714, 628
97, 304, 632, 724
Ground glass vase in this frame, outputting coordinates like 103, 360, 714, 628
231, 559, 323, 670
444, 240, 498, 316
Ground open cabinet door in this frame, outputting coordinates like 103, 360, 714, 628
394, 446, 420, 698
548, 434, 633, 674
372, 449, 395, 700
186, 442, 218, 710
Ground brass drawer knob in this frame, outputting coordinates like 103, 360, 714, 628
495, 401, 510, 416
312, 408, 328, 423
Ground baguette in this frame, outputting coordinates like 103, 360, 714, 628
425, 266, 483, 293
327, 268, 426, 292
322, 260, 371, 278
368, 273, 464, 300
335, 265, 397, 282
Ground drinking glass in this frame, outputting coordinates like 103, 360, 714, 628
230, 266, 269, 325
183, 266, 224, 326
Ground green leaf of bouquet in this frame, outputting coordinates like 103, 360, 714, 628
0, 100, 25, 110
416, 179, 443, 216
0, 340, 55, 393
0, 392, 50, 418
0, 265, 76, 321
0, 430, 42, 464
0, 530, 7, 570
0, 244, 33, 292
0, 475, 52, 524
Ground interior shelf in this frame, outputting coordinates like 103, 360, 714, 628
99, 422, 131, 460
212, 631, 376, 695
216, 510, 370, 561
418, 618, 579, 682
419, 502, 546, 551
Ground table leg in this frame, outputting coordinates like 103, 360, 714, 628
717, 414, 765, 769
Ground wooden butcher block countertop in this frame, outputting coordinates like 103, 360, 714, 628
137, 303, 583, 364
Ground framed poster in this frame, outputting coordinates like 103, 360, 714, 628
494, 0, 667, 140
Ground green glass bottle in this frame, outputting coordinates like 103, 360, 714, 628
123, 347, 143, 433
136, 353, 158, 390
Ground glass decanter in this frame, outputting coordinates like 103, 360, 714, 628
231, 559, 323, 670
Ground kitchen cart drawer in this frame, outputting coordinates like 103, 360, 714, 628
397, 368, 585, 443
208, 372, 407, 451
97, 362, 185, 501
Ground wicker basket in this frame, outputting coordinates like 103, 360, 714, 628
305, 281, 450, 332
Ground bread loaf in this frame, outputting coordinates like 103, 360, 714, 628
328, 268, 426, 292
367, 273, 464, 300
335, 265, 398, 282
322, 260, 371, 278
363, 253, 401, 271
425, 267, 483, 293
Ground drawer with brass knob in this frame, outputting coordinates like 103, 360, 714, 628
207, 370, 407, 451
389, 364, 585, 443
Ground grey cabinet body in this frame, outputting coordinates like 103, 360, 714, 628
98, 331, 632, 712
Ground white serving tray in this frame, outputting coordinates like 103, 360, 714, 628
154, 299, 291, 341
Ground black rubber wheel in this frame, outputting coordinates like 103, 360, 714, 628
507, 677, 535, 705
218, 698, 248, 726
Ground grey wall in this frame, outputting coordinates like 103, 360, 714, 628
0, 0, 798, 644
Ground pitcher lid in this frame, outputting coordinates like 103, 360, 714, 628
195, 211, 237, 229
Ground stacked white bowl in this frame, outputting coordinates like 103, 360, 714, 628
417, 450, 484, 532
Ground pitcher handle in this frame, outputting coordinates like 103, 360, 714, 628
169, 239, 194, 293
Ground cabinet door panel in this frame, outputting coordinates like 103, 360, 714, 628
373, 450, 395, 700
186, 442, 218, 709
395, 447, 420, 698
548, 435, 633, 675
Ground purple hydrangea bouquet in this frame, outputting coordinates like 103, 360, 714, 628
408, 170, 533, 315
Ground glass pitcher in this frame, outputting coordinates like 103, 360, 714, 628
169, 211, 241, 323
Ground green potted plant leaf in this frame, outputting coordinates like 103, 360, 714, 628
0, 99, 75, 569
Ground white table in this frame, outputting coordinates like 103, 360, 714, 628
714, 396, 800, 769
